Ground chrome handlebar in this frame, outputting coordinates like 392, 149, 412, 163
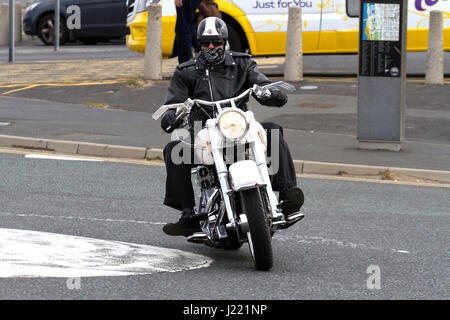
152, 81, 296, 131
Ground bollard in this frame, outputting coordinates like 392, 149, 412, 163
284, 6, 303, 82
425, 10, 444, 85
0, 4, 9, 45
144, 3, 162, 80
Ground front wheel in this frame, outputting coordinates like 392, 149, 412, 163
241, 188, 273, 271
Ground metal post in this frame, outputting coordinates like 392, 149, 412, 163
54, 0, 60, 51
8, 0, 15, 63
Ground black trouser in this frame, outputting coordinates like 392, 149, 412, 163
163, 122, 297, 211
175, 0, 202, 64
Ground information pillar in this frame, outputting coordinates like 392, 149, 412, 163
357, 0, 407, 151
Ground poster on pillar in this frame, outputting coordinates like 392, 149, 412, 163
358, 0, 406, 77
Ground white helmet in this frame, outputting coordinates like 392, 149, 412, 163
197, 17, 228, 42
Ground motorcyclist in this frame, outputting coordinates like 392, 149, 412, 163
160, 17, 304, 237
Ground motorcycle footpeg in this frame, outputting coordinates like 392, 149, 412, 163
187, 232, 208, 243
278, 212, 304, 230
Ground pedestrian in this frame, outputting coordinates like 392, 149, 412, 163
174, 0, 203, 64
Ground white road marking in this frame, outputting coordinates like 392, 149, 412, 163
0, 211, 166, 226
395, 250, 411, 254
25, 154, 104, 162
275, 234, 411, 254
0, 228, 213, 278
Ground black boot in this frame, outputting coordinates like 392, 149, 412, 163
162, 208, 202, 237
279, 187, 304, 217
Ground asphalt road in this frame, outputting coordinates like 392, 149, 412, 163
0, 151, 448, 300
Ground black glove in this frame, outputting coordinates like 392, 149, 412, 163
161, 109, 182, 133
269, 88, 288, 107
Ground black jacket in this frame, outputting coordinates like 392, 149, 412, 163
164, 50, 273, 104
163, 50, 282, 127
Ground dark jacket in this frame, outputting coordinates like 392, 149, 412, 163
162, 50, 286, 131
166, 50, 280, 103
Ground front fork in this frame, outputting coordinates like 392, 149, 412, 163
207, 122, 238, 230
250, 136, 283, 221
207, 121, 283, 232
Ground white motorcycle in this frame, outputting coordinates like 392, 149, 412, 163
153, 81, 304, 271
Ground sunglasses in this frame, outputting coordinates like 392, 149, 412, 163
200, 40, 225, 47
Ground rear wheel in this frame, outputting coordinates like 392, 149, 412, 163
241, 188, 273, 271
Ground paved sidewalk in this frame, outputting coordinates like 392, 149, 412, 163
0, 57, 164, 85
0, 54, 289, 85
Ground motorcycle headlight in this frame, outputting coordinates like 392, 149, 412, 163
218, 110, 248, 140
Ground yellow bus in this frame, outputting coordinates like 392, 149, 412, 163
126, 0, 450, 57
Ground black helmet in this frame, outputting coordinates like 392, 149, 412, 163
197, 17, 228, 41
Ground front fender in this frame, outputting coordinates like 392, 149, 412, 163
229, 160, 264, 192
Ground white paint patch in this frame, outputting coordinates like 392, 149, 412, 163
300, 86, 318, 90
25, 154, 104, 162
395, 250, 410, 254
0, 228, 213, 278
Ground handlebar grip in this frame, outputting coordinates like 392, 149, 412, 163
166, 112, 185, 132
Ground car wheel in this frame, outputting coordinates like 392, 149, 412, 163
37, 13, 68, 46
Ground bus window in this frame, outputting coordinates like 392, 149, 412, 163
346, 0, 359, 17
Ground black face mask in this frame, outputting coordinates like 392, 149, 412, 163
198, 47, 225, 67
